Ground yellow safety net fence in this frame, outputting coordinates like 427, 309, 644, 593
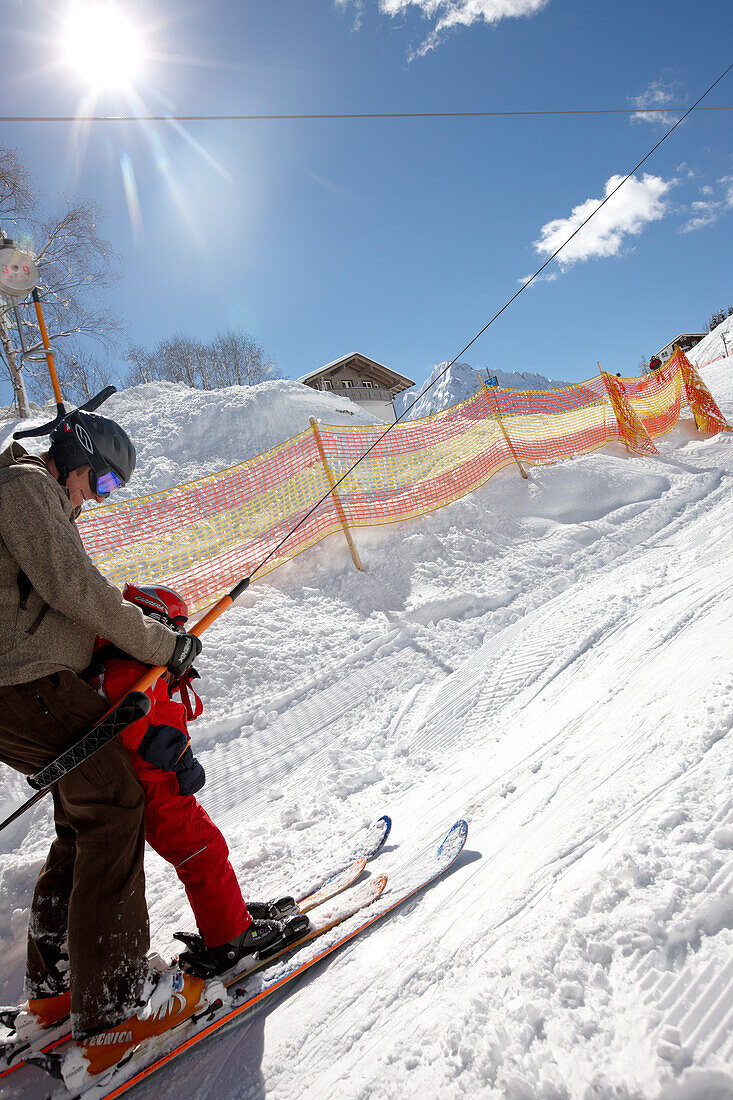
79, 349, 730, 613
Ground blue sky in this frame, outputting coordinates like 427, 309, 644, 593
1, 0, 732, 406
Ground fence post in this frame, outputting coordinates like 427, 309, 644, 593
309, 417, 364, 572
476, 373, 528, 479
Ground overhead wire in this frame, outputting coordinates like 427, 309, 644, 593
0, 106, 730, 123
244, 60, 733, 583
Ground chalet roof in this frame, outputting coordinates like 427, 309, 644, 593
662, 333, 707, 344
297, 352, 415, 391
655, 333, 707, 359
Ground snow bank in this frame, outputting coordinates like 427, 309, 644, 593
0, 378, 381, 497
687, 313, 733, 367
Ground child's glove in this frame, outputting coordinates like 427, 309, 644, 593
138, 723, 205, 794
175, 746, 206, 796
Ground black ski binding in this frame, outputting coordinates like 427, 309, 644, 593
24, 1049, 65, 1079
256, 913, 310, 960
246, 896, 299, 920
0, 1006, 20, 1030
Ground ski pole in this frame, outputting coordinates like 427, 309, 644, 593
30, 289, 65, 419
0, 577, 251, 833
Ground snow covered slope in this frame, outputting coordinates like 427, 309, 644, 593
393, 360, 566, 420
0, 363, 732, 1099
688, 313, 733, 368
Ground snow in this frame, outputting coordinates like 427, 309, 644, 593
0, 378, 382, 498
687, 313, 733, 368
393, 360, 567, 421
1, 359, 733, 1098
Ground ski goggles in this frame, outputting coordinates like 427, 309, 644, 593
88, 467, 125, 498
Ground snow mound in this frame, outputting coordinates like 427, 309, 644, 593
0, 379, 382, 498
687, 313, 733, 367
393, 360, 567, 420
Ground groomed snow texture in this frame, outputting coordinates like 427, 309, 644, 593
1, 357, 732, 1099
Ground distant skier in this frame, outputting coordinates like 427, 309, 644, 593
0, 409, 205, 1076
648, 355, 662, 372
86, 579, 307, 1003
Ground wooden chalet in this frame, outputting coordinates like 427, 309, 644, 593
298, 353, 415, 423
655, 333, 707, 361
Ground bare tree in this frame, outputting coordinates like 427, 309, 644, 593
126, 343, 160, 387
125, 329, 279, 390
0, 146, 37, 416
50, 340, 116, 405
0, 143, 122, 416
210, 330, 278, 387
0, 145, 35, 226
20, 199, 122, 402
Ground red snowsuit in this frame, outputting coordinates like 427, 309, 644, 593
91, 644, 251, 948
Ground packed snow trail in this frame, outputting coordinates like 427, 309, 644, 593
0, 361, 731, 1098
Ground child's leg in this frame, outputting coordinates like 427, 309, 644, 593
143, 775, 251, 947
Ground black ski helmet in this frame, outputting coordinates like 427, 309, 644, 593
49, 409, 136, 493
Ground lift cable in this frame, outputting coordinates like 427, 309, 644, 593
245, 60, 733, 582
0, 106, 730, 123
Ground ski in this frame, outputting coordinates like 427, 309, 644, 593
44, 819, 467, 1100
297, 812, 391, 913
0, 813, 391, 1079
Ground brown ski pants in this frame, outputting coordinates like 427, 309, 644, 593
0, 671, 150, 1038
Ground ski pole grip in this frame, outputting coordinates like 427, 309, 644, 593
27, 692, 151, 791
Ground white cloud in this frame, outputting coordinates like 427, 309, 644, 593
629, 80, 683, 128
533, 173, 674, 268
681, 176, 733, 232
518, 269, 558, 285
336, 0, 550, 56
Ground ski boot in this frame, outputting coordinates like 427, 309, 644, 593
0, 992, 72, 1068
26, 992, 71, 1030
56, 969, 219, 1087
174, 914, 310, 978
0, 990, 70, 1036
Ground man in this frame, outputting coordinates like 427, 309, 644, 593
0, 407, 203, 1057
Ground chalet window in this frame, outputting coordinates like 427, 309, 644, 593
322, 380, 332, 390
363, 380, 374, 388
342, 380, 354, 388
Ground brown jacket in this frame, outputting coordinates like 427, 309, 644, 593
0, 441, 177, 686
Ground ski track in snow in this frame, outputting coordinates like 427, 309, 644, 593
1, 361, 732, 1099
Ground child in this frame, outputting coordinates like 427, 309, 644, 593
89, 582, 308, 978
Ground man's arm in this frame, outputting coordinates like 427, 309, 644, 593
0, 469, 178, 667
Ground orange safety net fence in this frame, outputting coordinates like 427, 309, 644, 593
79, 349, 730, 613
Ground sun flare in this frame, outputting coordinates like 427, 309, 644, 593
61, 2, 143, 92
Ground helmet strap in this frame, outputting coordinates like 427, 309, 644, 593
49, 441, 71, 486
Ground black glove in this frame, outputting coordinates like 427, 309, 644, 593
167, 633, 202, 677
137, 722, 205, 795
175, 746, 206, 796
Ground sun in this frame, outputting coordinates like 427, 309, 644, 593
61, 2, 144, 92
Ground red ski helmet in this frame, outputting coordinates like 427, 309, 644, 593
123, 582, 189, 628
